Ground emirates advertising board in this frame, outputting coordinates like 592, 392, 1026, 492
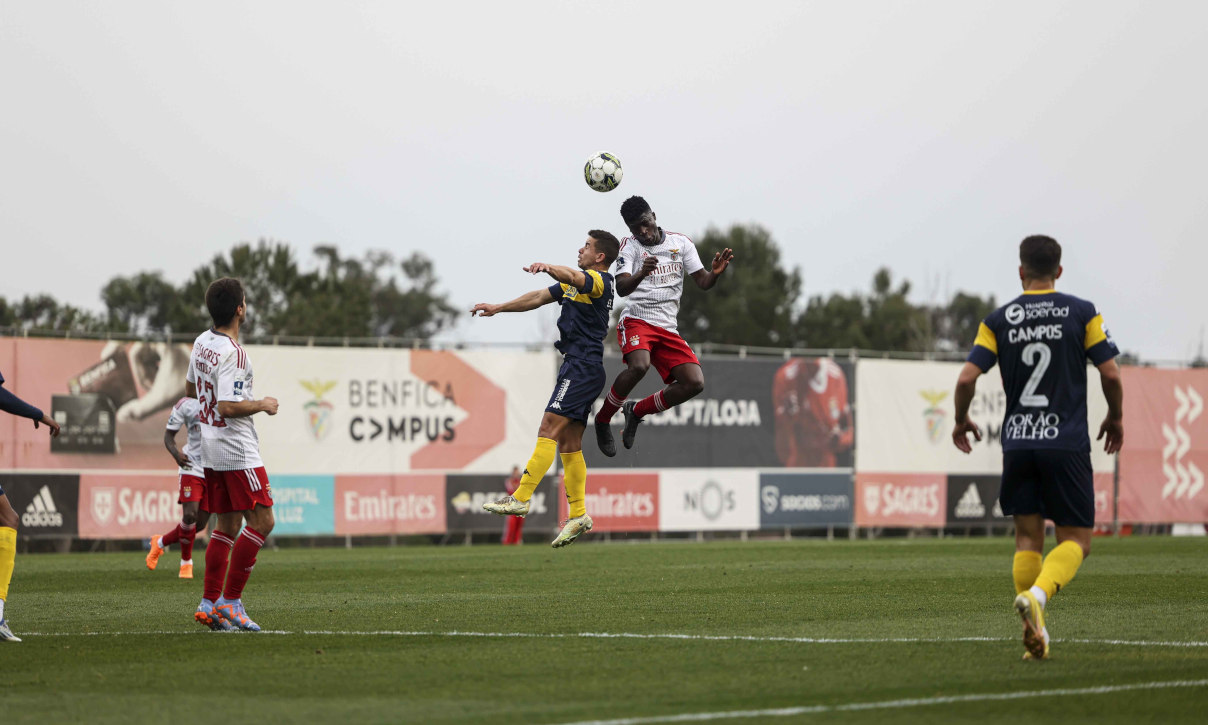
584, 356, 855, 470
0, 337, 552, 476
556, 472, 660, 533
855, 359, 1115, 475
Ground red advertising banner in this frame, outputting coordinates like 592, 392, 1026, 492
854, 473, 946, 527
334, 474, 445, 535
78, 473, 181, 539
558, 472, 659, 533
1118, 368, 1208, 523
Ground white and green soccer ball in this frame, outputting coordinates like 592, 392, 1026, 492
584, 151, 623, 192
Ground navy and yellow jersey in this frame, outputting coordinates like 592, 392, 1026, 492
547, 269, 614, 360
967, 290, 1119, 452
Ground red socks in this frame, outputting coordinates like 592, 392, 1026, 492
204, 531, 234, 602
223, 527, 266, 601
633, 390, 668, 419
179, 522, 197, 562
161, 524, 182, 547
596, 386, 626, 423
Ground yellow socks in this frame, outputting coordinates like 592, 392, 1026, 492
1033, 541, 1085, 601
1013, 550, 1042, 594
0, 526, 16, 604
513, 438, 557, 503
561, 450, 587, 518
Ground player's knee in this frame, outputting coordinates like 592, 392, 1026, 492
627, 358, 650, 376
182, 512, 197, 526
685, 377, 705, 398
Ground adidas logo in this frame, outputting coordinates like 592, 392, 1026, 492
953, 483, 986, 518
22, 485, 64, 528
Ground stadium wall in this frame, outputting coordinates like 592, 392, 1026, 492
1, 336, 1204, 538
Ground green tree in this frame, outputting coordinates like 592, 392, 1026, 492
795, 268, 930, 351
0, 294, 110, 334
101, 271, 195, 335
672, 224, 801, 346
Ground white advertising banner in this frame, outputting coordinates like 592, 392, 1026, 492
855, 359, 1113, 474
658, 469, 760, 531
249, 346, 555, 474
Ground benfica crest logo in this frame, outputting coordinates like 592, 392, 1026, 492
300, 379, 338, 440
919, 390, 949, 443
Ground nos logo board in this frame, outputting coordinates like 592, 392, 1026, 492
658, 469, 759, 531
446, 474, 557, 532
945, 475, 1010, 525
759, 472, 853, 527
0, 474, 79, 536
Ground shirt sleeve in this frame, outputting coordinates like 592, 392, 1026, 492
614, 239, 636, 276
215, 349, 249, 403
0, 384, 44, 421
1083, 305, 1120, 366
681, 240, 706, 275
185, 346, 196, 384
166, 401, 185, 431
580, 269, 606, 298
547, 282, 565, 304
966, 320, 998, 372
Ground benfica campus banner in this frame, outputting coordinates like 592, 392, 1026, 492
1117, 367, 1208, 523
0, 338, 552, 476
583, 356, 855, 469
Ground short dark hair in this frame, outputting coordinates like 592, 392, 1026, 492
205, 277, 245, 327
1019, 235, 1062, 278
620, 196, 652, 225
588, 230, 620, 267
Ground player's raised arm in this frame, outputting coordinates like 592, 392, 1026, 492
951, 362, 984, 454
1095, 358, 1124, 454
524, 262, 588, 290
689, 247, 733, 290
471, 288, 556, 318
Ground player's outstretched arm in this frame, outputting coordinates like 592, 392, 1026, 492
524, 263, 587, 289
471, 288, 556, 318
217, 398, 279, 419
951, 362, 983, 454
1096, 358, 1124, 454
0, 384, 60, 437
689, 248, 734, 290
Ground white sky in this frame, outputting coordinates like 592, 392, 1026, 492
2, 1, 1205, 360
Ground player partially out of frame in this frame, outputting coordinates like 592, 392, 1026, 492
594, 196, 733, 455
952, 235, 1123, 660
472, 231, 620, 548
145, 396, 208, 579
0, 372, 61, 643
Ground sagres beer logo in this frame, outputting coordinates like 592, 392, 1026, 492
92, 488, 115, 526
920, 390, 949, 443
300, 379, 338, 440
1162, 385, 1203, 500
863, 484, 881, 515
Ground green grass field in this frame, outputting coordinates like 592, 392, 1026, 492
2, 537, 1207, 724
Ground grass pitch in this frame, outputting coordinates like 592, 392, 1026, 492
2, 536, 1207, 724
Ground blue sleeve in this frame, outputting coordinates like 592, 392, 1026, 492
0, 384, 44, 421
547, 283, 564, 303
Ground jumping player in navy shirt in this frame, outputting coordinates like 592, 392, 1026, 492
472, 230, 619, 548
952, 235, 1124, 660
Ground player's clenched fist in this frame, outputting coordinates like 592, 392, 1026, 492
260, 397, 279, 416
638, 255, 659, 277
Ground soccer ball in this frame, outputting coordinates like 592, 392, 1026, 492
584, 151, 623, 192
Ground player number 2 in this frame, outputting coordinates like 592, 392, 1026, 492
1019, 342, 1051, 407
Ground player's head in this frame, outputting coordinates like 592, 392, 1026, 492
1019, 235, 1063, 285
580, 230, 620, 270
205, 277, 246, 328
620, 196, 659, 245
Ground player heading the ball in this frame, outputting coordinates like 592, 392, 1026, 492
472, 231, 620, 548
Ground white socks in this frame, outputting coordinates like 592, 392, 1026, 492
1028, 585, 1048, 609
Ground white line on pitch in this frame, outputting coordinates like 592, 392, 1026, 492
551, 679, 1208, 725
17, 629, 1208, 648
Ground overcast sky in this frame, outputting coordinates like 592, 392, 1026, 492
2, 1, 1204, 361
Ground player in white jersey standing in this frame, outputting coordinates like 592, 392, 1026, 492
145, 396, 208, 578
594, 196, 734, 455
187, 278, 279, 632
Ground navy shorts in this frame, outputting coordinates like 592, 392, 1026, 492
546, 356, 606, 423
999, 449, 1094, 528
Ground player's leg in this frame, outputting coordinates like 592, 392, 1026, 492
0, 492, 22, 642
216, 469, 274, 632
1000, 451, 1049, 659
486, 412, 571, 516
621, 331, 703, 449
177, 500, 200, 578
552, 420, 594, 548
1029, 451, 1094, 613
197, 470, 238, 630
596, 320, 654, 455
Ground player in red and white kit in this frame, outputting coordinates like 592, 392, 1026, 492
595, 196, 734, 454
187, 278, 279, 632
145, 397, 209, 578
772, 357, 854, 468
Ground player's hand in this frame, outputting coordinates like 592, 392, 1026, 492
638, 255, 659, 278
523, 263, 552, 275
711, 248, 734, 274
35, 414, 61, 438
1097, 416, 1124, 454
260, 397, 280, 416
173, 452, 192, 468
951, 419, 981, 454
471, 303, 501, 318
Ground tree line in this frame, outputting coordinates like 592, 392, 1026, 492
0, 228, 1120, 357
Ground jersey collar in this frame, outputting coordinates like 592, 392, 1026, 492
1022, 289, 1056, 295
